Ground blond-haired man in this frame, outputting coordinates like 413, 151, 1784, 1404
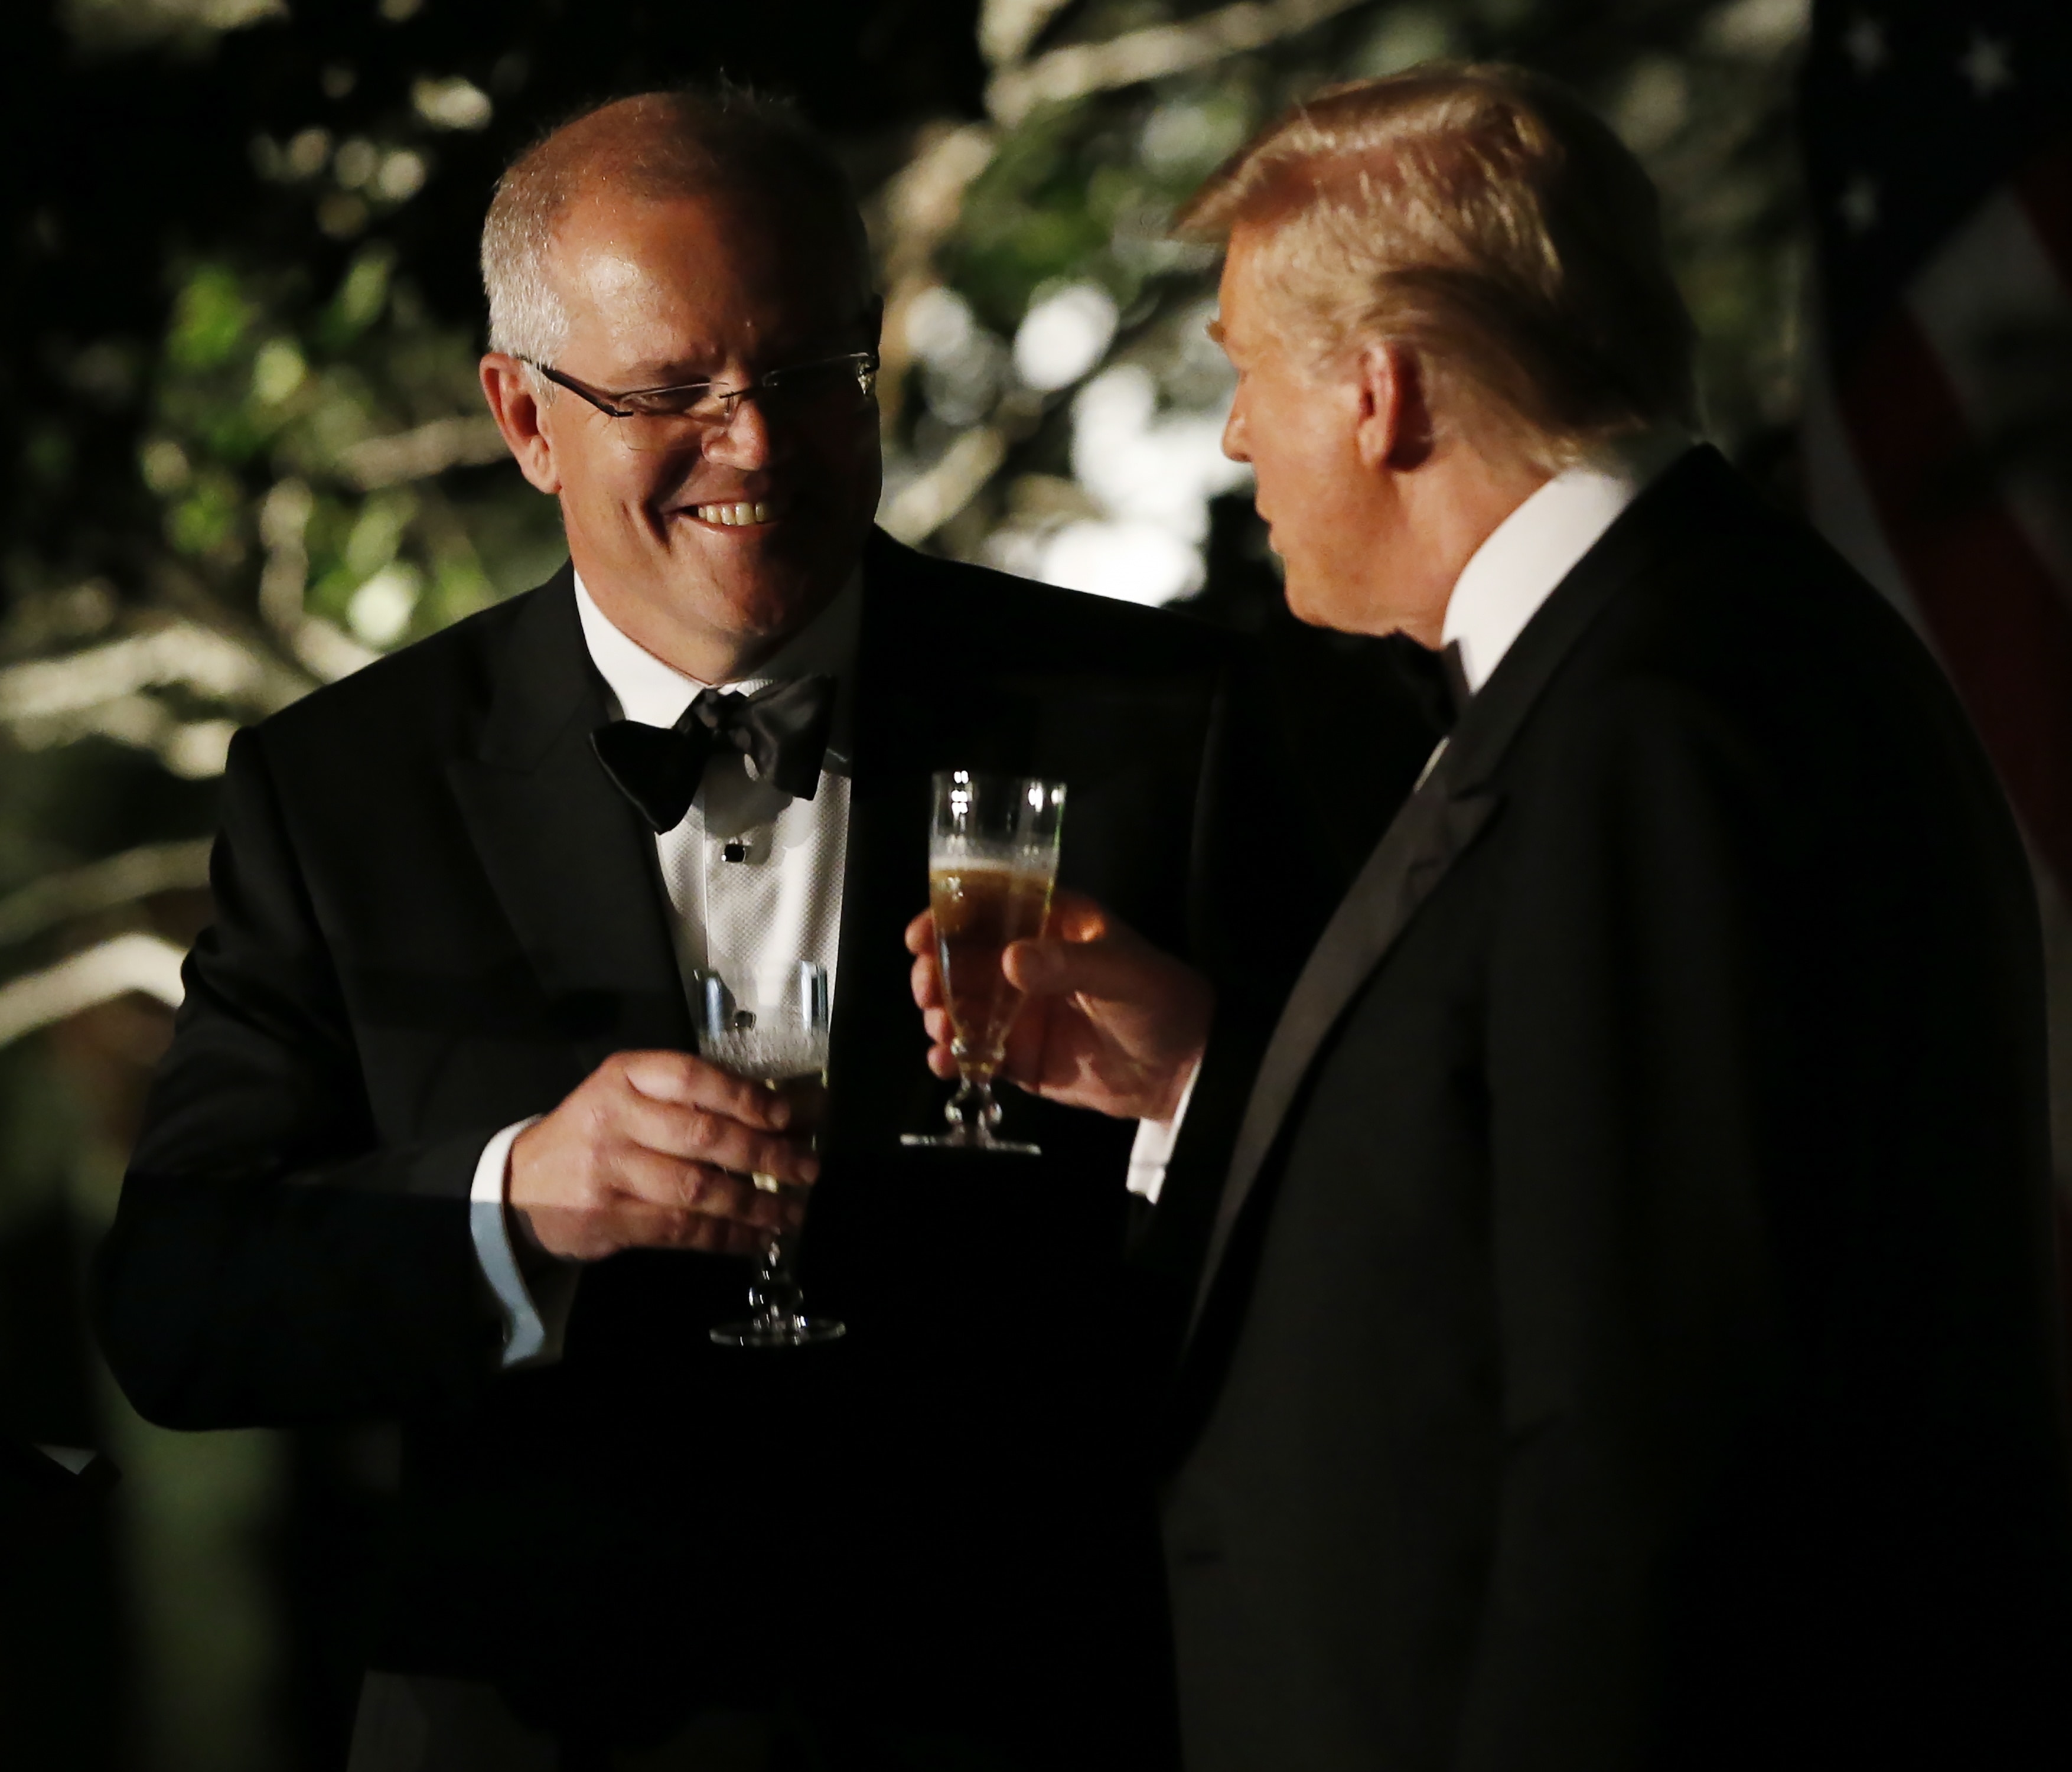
912, 65, 2072, 1768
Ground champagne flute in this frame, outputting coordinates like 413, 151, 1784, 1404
901, 770, 1066, 1155
698, 960, 845, 1348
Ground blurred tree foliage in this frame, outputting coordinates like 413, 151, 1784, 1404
877, 0, 1808, 604
0, 0, 1809, 935
0, 1, 1810, 1767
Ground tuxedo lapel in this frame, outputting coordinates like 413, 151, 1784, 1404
822, 573, 934, 1159
1183, 447, 1730, 1341
821, 545, 979, 1158
1185, 765, 1498, 1335
445, 568, 692, 1071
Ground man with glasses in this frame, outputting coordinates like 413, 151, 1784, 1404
95, 88, 1247, 1770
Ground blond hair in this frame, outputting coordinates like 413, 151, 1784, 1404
1177, 64, 1698, 468
481, 86, 871, 365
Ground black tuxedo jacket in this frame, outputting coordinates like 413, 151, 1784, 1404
1152, 450, 2072, 1771
95, 530, 1233, 1758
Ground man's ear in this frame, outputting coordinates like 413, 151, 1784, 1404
1353, 339, 1435, 473
479, 354, 562, 495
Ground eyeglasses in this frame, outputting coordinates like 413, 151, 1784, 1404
520, 350, 879, 452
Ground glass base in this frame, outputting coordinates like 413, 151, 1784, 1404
710, 1314, 848, 1348
905, 1073, 1040, 1155
900, 1126, 1041, 1155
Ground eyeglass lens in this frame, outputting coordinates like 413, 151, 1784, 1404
620, 357, 875, 451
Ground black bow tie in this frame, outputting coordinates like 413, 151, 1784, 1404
591, 674, 838, 833
1378, 634, 1469, 737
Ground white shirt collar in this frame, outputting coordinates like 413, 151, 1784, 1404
572, 568, 862, 763
1441, 431, 1693, 693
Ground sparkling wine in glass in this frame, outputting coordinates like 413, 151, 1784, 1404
902, 771, 1065, 1155
698, 960, 844, 1348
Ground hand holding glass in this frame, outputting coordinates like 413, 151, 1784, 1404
903, 771, 1066, 1155
697, 961, 843, 1348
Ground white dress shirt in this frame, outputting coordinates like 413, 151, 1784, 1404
470, 570, 860, 1366
1126, 431, 1695, 1206
1442, 429, 1692, 691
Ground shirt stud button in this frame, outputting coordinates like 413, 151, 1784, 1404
721, 839, 749, 863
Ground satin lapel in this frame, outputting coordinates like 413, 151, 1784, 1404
822, 559, 936, 1158
1181, 445, 1732, 1343
1185, 764, 1498, 1337
445, 570, 692, 1071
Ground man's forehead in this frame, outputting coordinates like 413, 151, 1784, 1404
559, 187, 859, 289
568, 237, 648, 307
549, 204, 716, 343
1209, 241, 1267, 355
548, 193, 863, 362
553, 186, 753, 270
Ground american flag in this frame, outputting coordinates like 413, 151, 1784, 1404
1798, 1, 2072, 1374
1800, 0, 2072, 888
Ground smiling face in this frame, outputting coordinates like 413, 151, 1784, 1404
519, 185, 881, 679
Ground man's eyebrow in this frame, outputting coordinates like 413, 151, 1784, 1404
1206, 318, 1226, 345
614, 335, 855, 386
617, 361, 719, 387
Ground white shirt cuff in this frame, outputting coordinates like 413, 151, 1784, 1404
1125, 1057, 1202, 1206
468, 1116, 568, 1369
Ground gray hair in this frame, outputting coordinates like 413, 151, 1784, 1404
481, 85, 872, 367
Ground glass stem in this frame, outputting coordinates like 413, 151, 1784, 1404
750, 1182, 804, 1328
947, 1074, 1004, 1141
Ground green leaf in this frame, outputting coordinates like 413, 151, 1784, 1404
333, 247, 396, 335
166, 471, 245, 558
167, 266, 255, 371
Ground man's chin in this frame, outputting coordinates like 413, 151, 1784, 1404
676, 549, 846, 648
1283, 565, 1399, 638
1281, 572, 1337, 632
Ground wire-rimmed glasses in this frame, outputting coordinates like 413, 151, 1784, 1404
520, 351, 878, 451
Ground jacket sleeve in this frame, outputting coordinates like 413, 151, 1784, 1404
94, 727, 509, 1431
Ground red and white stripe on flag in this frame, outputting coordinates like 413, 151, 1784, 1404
1807, 139, 2072, 886
1806, 136, 2072, 1366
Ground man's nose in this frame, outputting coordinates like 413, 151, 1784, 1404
702, 394, 784, 469
1221, 404, 1250, 464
